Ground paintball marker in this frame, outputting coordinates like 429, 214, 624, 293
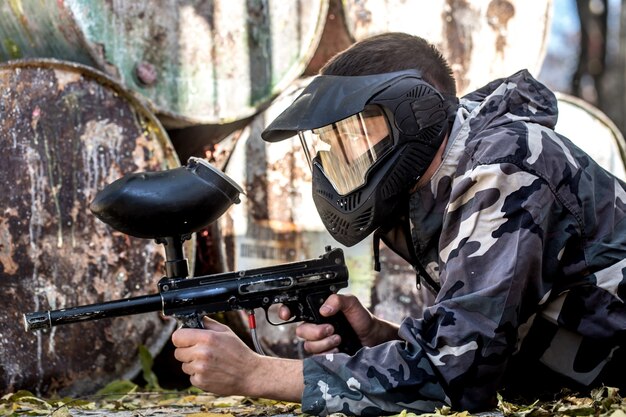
23, 157, 362, 355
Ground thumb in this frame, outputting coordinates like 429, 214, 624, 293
201, 316, 230, 331
319, 293, 361, 317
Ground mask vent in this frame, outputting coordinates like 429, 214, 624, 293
319, 209, 350, 237
380, 147, 426, 199
335, 192, 362, 212
319, 207, 374, 237
417, 123, 445, 144
315, 187, 334, 200
406, 84, 432, 99
352, 207, 374, 230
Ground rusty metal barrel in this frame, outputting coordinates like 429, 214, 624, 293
555, 92, 626, 180
0, 59, 185, 396
0, 0, 328, 128
336, 0, 553, 95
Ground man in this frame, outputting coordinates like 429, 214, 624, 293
172, 32, 626, 416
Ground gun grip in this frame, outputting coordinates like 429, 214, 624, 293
306, 292, 362, 355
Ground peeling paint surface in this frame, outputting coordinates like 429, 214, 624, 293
342, 0, 552, 95
0, 60, 181, 396
0, 0, 329, 127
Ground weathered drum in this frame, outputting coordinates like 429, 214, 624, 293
0, 59, 183, 396
304, 0, 354, 75
0, 0, 328, 127
555, 92, 626, 180
341, 0, 552, 95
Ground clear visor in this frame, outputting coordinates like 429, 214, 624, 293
298, 105, 393, 195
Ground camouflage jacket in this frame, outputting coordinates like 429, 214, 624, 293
301, 70, 626, 416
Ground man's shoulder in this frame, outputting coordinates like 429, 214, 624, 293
462, 120, 584, 178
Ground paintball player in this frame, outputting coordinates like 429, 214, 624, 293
171, 32, 626, 415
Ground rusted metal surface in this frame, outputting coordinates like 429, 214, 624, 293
304, 0, 354, 76
341, 0, 553, 95
0, 59, 183, 396
0, 0, 328, 128
555, 92, 626, 180
168, 117, 251, 163
0, 1, 93, 63
216, 79, 374, 357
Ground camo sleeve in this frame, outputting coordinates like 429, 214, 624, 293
301, 161, 558, 416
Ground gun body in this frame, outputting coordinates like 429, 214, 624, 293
24, 247, 362, 355
25, 160, 363, 355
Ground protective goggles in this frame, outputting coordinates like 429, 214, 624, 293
298, 105, 393, 195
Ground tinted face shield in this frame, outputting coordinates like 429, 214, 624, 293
261, 69, 458, 247
298, 105, 393, 195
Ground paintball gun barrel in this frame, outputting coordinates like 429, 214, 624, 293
23, 157, 362, 355
23, 246, 361, 354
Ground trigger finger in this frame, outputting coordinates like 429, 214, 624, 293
278, 305, 292, 321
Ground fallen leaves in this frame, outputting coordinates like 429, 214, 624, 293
0, 387, 301, 416
495, 387, 626, 417
1, 375, 624, 417
2, 387, 624, 417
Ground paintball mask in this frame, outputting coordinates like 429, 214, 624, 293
262, 70, 457, 247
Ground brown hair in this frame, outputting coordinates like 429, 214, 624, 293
320, 32, 456, 96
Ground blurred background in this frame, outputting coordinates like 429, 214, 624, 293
541, 0, 621, 117
0, 0, 624, 397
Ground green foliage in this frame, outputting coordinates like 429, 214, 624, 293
138, 344, 161, 391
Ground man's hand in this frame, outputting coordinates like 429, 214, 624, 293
172, 316, 303, 401
278, 293, 400, 354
